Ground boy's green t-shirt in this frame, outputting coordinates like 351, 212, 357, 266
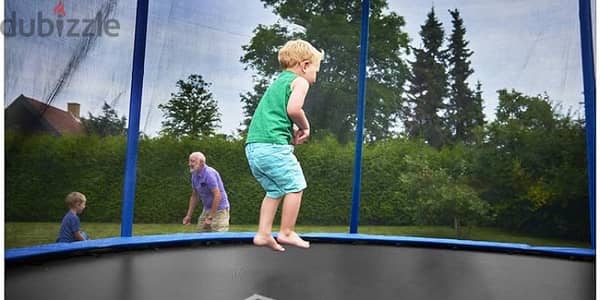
246, 70, 298, 145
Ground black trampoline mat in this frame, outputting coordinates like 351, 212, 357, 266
5, 243, 594, 300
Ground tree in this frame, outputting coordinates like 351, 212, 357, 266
82, 102, 126, 136
404, 7, 448, 149
240, 0, 410, 142
159, 74, 221, 137
475, 89, 588, 239
445, 9, 484, 144
399, 151, 490, 238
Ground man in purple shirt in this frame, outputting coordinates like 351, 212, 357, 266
183, 152, 230, 232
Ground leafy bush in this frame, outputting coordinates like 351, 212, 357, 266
4, 127, 588, 241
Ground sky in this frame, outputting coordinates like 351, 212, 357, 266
390, 0, 587, 119
4, 0, 592, 137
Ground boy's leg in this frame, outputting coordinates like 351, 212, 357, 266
253, 196, 285, 251
277, 191, 310, 248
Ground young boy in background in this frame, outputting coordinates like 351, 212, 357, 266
57, 191, 89, 242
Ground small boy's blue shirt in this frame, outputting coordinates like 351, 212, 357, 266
57, 211, 81, 243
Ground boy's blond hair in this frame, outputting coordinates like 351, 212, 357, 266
278, 39, 324, 69
65, 192, 86, 208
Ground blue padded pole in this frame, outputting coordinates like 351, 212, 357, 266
349, 0, 370, 234
121, 0, 149, 237
578, 0, 595, 249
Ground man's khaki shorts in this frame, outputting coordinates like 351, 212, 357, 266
197, 208, 230, 232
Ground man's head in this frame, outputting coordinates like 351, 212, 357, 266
66, 192, 87, 213
189, 152, 206, 173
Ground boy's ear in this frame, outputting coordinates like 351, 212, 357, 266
301, 60, 310, 72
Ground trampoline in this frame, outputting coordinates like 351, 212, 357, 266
5, 233, 595, 300
4, 0, 596, 299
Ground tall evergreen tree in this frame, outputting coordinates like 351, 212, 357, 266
404, 7, 448, 149
240, 0, 411, 142
446, 8, 484, 144
82, 102, 126, 136
472, 80, 485, 135
159, 74, 221, 137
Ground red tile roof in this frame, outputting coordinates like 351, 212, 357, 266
16, 95, 83, 135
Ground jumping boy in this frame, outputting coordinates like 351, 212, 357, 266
245, 39, 324, 251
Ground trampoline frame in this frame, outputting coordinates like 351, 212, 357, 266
5, 233, 594, 264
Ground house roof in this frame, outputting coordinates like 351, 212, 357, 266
11, 95, 83, 135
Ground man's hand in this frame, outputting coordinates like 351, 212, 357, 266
203, 217, 213, 230
182, 215, 192, 225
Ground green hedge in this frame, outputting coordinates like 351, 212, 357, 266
5, 134, 435, 225
4, 132, 589, 240
5, 134, 355, 225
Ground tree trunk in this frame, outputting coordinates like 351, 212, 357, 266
454, 216, 460, 238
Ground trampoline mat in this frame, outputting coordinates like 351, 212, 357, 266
5, 243, 595, 300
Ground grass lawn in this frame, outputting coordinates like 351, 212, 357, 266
4, 222, 591, 249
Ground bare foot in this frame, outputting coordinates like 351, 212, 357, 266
277, 231, 310, 249
253, 234, 285, 252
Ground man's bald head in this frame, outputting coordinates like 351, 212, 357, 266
189, 152, 206, 173
189, 152, 206, 162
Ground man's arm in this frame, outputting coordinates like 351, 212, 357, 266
207, 187, 221, 221
183, 189, 198, 225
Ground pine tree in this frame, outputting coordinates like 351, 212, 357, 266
82, 102, 126, 136
471, 80, 485, 137
405, 7, 448, 149
446, 9, 484, 144
159, 74, 221, 137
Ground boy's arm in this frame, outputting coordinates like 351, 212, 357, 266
287, 77, 310, 143
73, 230, 86, 241
69, 215, 85, 241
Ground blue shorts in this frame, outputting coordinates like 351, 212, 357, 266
245, 143, 307, 199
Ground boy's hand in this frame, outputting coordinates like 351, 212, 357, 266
293, 127, 310, 144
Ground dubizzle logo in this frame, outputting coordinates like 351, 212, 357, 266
0, 0, 120, 37
54, 1, 66, 17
